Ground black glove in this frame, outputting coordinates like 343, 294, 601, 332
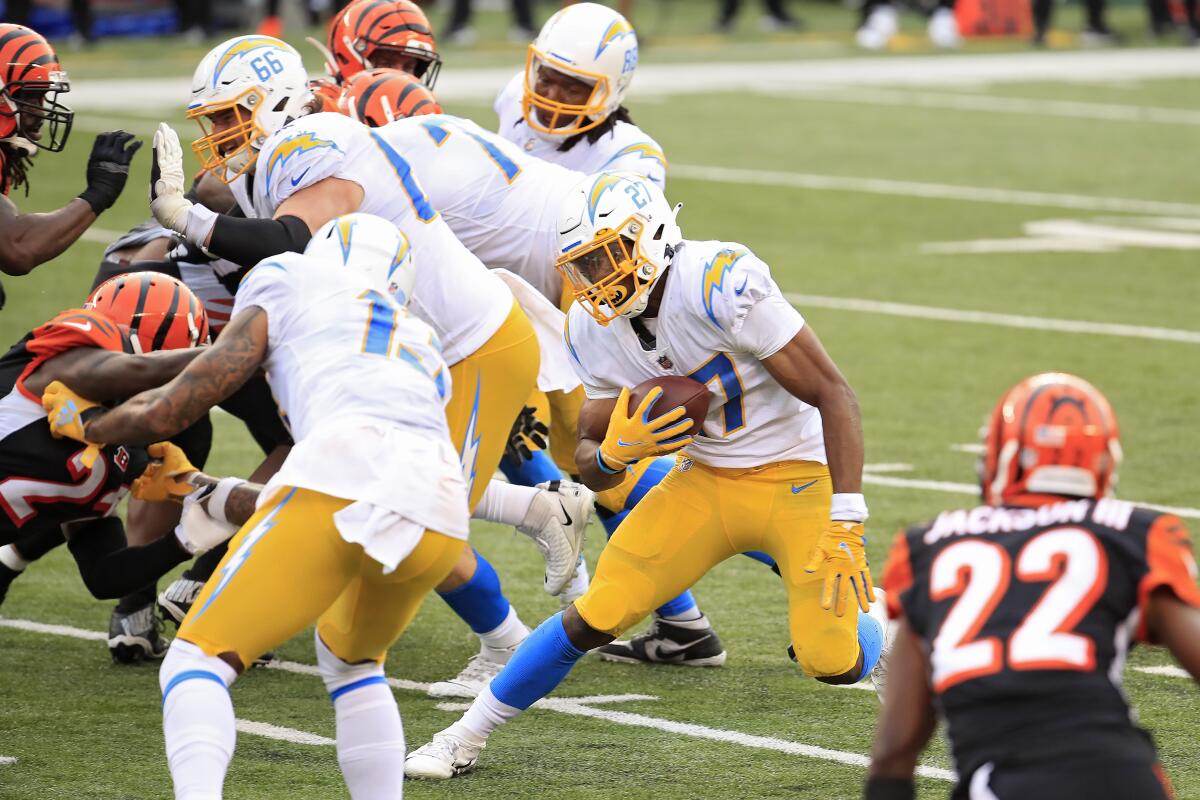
504, 405, 550, 463
78, 131, 143, 214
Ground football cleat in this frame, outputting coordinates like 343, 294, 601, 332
596, 615, 727, 667
404, 732, 484, 779
867, 588, 898, 704
927, 7, 962, 48
157, 576, 205, 626
427, 647, 518, 699
855, 4, 898, 49
518, 480, 592, 596
108, 604, 169, 664
0, 562, 22, 607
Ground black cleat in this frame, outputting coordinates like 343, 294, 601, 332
596, 615, 727, 667
157, 577, 206, 626
0, 562, 22, 607
108, 604, 169, 664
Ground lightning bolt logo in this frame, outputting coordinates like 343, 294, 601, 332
263, 132, 339, 187
336, 216, 356, 264
594, 19, 635, 58
700, 249, 749, 330
190, 487, 298, 622
586, 173, 625, 224
458, 381, 484, 503
602, 142, 668, 171
212, 36, 290, 87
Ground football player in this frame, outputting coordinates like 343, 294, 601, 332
405, 172, 890, 778
0, 272, 219, 639
0, 24, 142, 295
44, 214, 470, 800
147, 35, 590, 688
866, 373, 1200, 800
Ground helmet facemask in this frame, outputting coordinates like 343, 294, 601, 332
3, 75, 73, 153
557, 216, 665, 326
523, 49, 611, 137
189, 88, 268, 184
358, 40, 442, 88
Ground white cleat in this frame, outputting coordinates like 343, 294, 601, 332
427, 648, 517, 698
518, 480, 593, 596
867, 588, 897, 704
559, 556, 591, 609
855, 4, 899, 49
927, 7, 962, 48
405, 732, 484, 779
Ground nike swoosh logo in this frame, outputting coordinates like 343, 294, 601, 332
61, 320, 92, 332
290, 167, 312, 187
791, 480, 818, 494
558, 501, 573, 527
646, 633, 713, 660
733, 277, 749, 296
617, 438, 644, 447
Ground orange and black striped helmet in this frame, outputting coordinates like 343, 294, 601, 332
980, 372, 1122, 506
309, 77, 344, 113
328, 0, 441, 89
339, 68, 441, 127
0, 24, 72, 152
87, 272, 209, 354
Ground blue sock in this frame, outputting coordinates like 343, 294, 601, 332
656, 590, 698, 618
438, 550, 510, 634
489, 612, 585, 710
743, 550, 777, 570
856, 612, 884, 681
499, 449, 562, 487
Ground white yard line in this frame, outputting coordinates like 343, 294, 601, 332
234, 719, 334, 746
0, 757, 16, 766
764, 87, 1200, 127
675, 164, 1200, 217
861, 474, 1200, 520
0, 617, 107, 641
784, 293, 1200, 345
1134, 665, 1190, 679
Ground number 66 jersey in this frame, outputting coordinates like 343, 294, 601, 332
883, 498, 1200, 783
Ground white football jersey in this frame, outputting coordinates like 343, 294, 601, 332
494, 73, 668, 189
374, 114, 581, 304
246, 112, 513, 366
563, 240, 824, 468
233, 251, 468, 538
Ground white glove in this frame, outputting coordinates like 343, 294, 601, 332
173, 487, 239, 555
150, 123, 217, 245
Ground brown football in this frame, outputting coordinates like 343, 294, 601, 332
628, 376, 711, 436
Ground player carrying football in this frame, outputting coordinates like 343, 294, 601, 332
44, 214, 471, 800
866, 373, 1200, 800
405, 172, 891, 778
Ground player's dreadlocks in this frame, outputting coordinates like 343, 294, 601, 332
558, 106, 635, 153
1, 144, 34, 196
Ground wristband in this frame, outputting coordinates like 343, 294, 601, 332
595, 449, 625, 475
207, 476, 248, 525
184, 203, 219, 247
173, 522, 198, 555
830, 492, 868, 523
77, 188, 113, 215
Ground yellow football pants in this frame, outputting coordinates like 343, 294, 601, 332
446, 301, 540, 512
574, 459, 861, 678
179, 487, 465, 667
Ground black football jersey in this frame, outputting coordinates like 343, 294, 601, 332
884, 498, 1200, 782
0, 309, 148, 543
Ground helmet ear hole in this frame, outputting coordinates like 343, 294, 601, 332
653, 223, 664, 241
272, 97, 288, 113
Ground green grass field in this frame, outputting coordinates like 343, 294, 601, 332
1, 19, 1198, 800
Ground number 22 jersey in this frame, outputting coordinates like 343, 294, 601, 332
883, 498, 1200, 782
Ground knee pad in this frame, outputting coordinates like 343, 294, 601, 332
315, 631, 388, 699
575, 577, 648, 636
160, 639, 238, 701
792, 619, 862, 680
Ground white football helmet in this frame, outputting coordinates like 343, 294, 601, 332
187, 36, 313, 183
523, 3, 638, 138
307, 213, 416, 306
556, 172, 681, 326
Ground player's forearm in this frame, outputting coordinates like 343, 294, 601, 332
575, 439, 626, 493
188, 472, 264, 526
0, 200, 96, 275
65, 349, 206, 403
85, 389, 184, 445
817, 381, 864, 495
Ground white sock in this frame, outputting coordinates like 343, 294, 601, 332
448, 685, 521, 745
559, 557, 590, 608
478, 605, 530, 659
0, 543, 29, 571
659, 608, 706, 625
159, 640, 238, 800
316, 634, 405, 800
471, 481, 540, 526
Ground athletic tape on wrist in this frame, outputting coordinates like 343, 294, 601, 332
208, 477, 248, 525
184, 203, 218, 247
830, 492, 869, 523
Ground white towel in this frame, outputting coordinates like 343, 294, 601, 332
494, 269, 581, 394
332, 501, 426, 574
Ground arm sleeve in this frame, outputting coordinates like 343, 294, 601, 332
1136, 514, 1200, 642
67, 517, 191, 600
206, 214, 312, 269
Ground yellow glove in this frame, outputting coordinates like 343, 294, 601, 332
597, 386, 694, 473
42, 380, 104, 469
133, 442, 198, 502
804, 521, 875, 617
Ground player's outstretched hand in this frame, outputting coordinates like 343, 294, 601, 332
598, 386, 693, 472
133, 442, 199, 502
505, 405, 549, 463
174, 486, 239, 555
149, 123, 192, 234
78, 130, 142, 214
41, 380, 104, 468
804, 521, 875, 616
